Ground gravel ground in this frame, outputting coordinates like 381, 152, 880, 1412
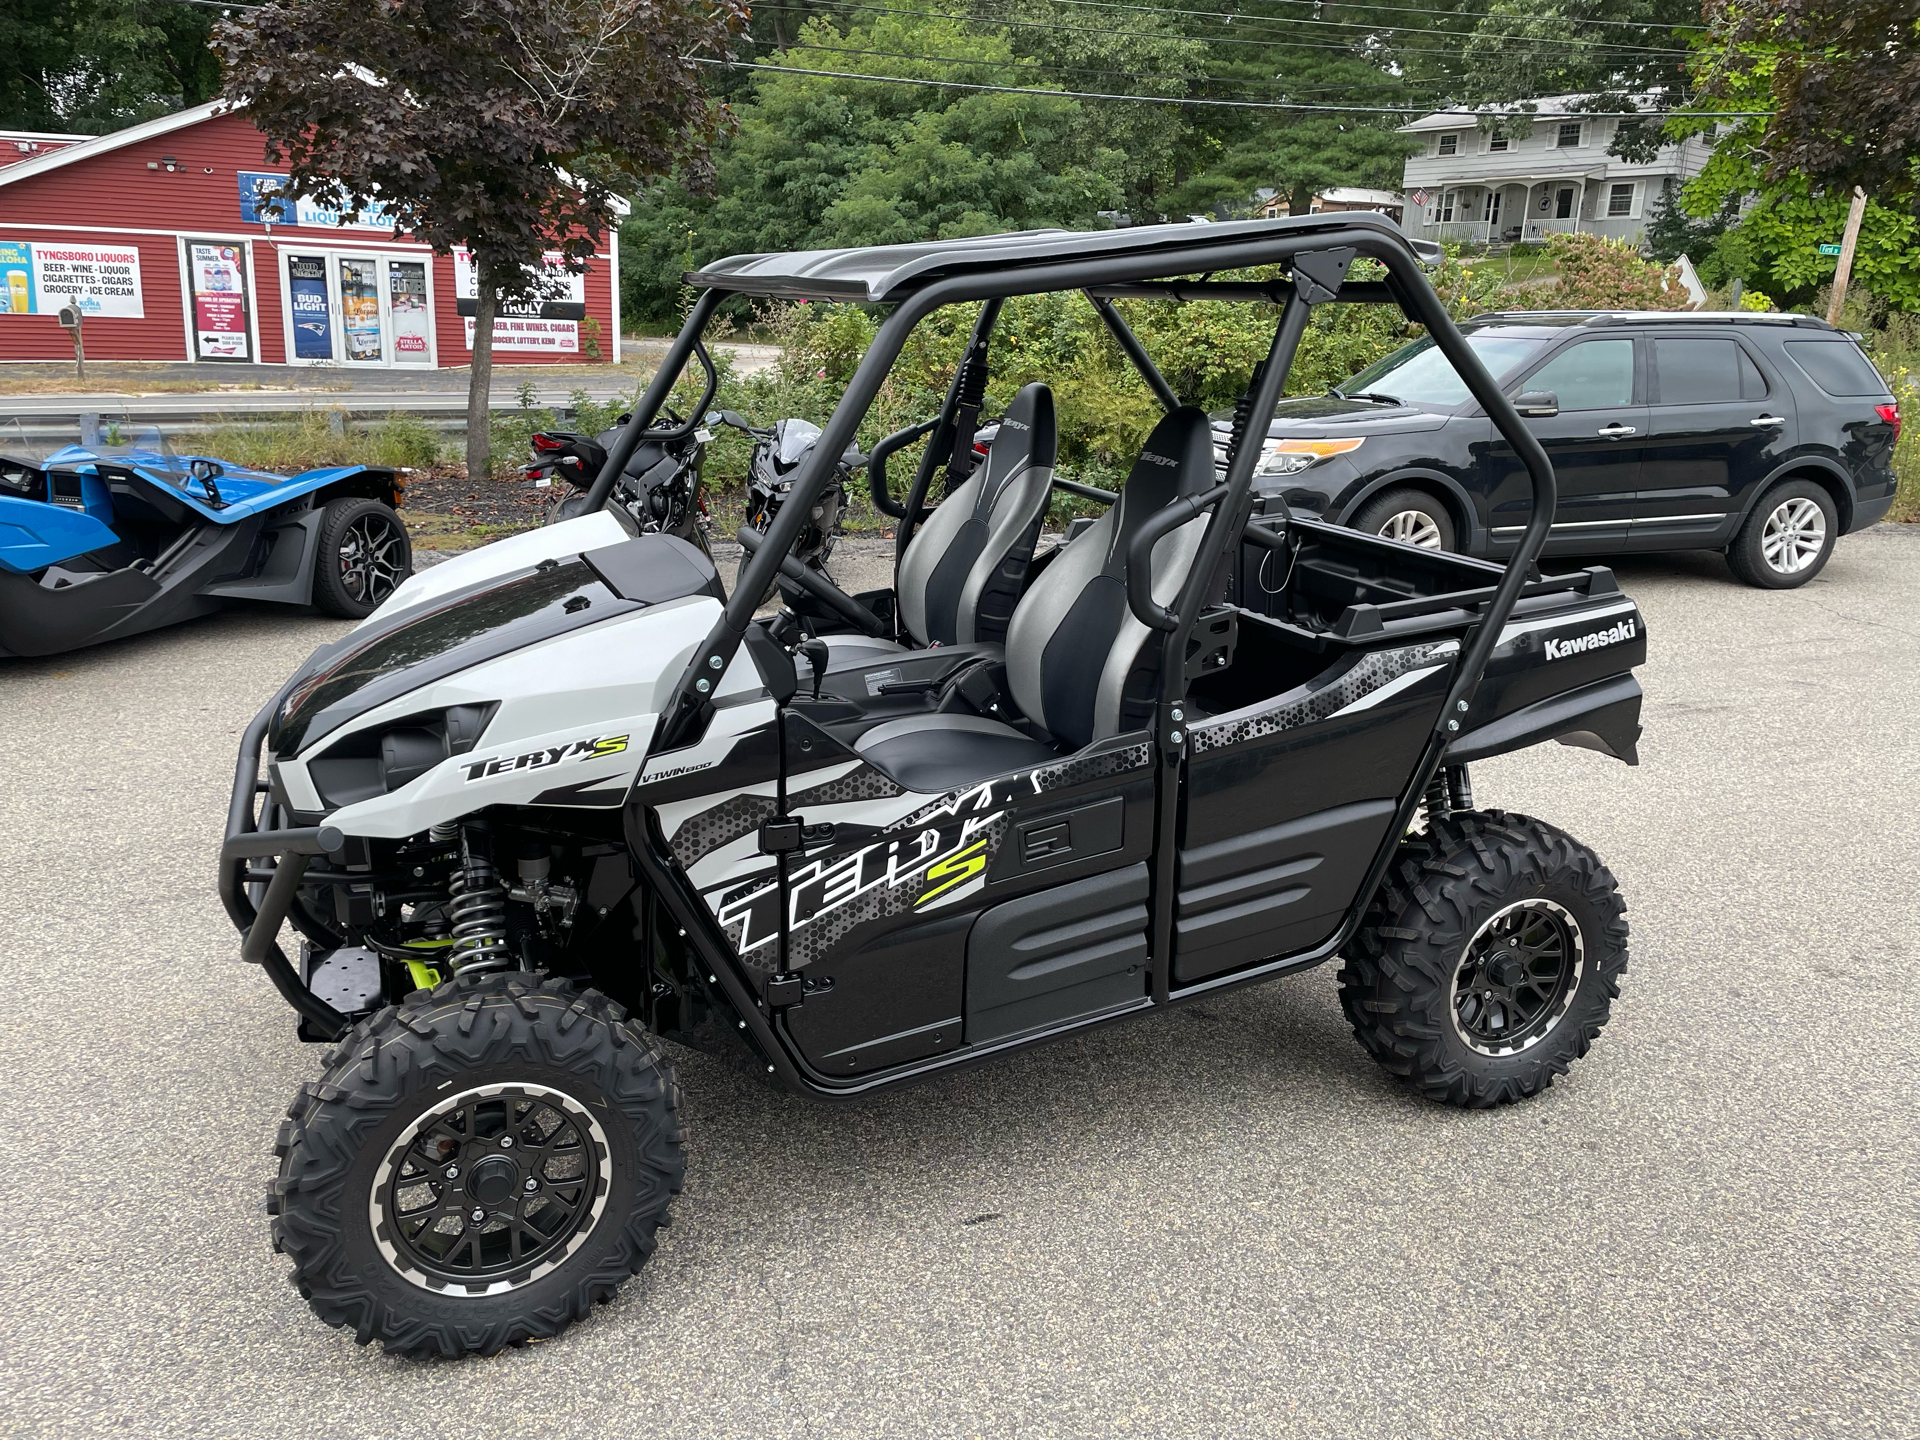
0, 529, 1914, 1439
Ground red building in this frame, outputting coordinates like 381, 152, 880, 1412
0, 102, 622, 369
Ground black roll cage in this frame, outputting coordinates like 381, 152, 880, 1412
588, 222, 1555, 760
224, 219, 1562, 1060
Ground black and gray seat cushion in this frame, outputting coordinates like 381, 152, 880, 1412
850, 406, 1219, 792
854, 713, 1059, 793
822, 382, 1057, 664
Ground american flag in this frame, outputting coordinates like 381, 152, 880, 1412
1410, 188, 1430, 208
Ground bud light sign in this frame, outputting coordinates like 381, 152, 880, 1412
287, 255, 333, 360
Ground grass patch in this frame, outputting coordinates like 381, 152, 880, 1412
190, 410, 447, 472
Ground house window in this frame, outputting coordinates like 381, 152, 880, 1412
1488, 135, 1510, 152
1437, 133, 1459, 156
1607, 183, 1635, 217
1556, 121, 1583, 148
1438, 190, 1458, 222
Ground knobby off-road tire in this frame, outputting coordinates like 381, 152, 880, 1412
1339, 810, 1628, 1107
268, 971, 685, 1358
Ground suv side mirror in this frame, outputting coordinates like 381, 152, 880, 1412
1515, 390, 1559, 418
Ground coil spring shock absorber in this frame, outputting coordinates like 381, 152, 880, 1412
447, 826, 511, 973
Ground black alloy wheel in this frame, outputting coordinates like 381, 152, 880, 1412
1451, 899, 1582, 1056
374, 1083, 607, 1293
338, 511, 408, 606
1339, 810, 1628, 1107
313, 496, 413, 619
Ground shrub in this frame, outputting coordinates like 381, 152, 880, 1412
1546, 232, 1691, 310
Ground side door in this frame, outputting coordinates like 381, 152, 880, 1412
1634, 333, 1796, 550
1171, 623, 1457, 985
752, 713, 1157, 1076
1480, 334, 1646, 556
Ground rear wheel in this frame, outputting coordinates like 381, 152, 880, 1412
314, 497, 411, 618
269, 971, 684, 1357
1727, 478, 1836, 589
1339, 810, 1628, 1106
1349, 487, 1456, 551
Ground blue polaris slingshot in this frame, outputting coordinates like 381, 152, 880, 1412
0, 428, 412, 657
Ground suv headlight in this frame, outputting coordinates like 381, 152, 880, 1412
1255, 437, 1365, 476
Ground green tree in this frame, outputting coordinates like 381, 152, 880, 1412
1670, 4, 1920, 308
219, 0, 743, 479
2, 0, 219, 133
621, 12, 1122, 323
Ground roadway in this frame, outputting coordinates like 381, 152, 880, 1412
0, 528, 1914, 1438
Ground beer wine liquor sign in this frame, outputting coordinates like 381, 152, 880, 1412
0, 238, 144, 318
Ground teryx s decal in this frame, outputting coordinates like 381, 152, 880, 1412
1544, 619, 1636, 662
463, 734, 628, 782
917, 839, 988, 908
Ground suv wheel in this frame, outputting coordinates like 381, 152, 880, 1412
1727, 479, 1836, 589
1350, 487, 1456, 551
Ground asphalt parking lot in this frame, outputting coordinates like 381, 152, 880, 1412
1, 529, 1915, 1439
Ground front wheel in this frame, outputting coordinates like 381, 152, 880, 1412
1727, 478, 1836, 589
313, 497, 411, 618
1339, 810, 1628, 1106
269, 971, 685, 1357
1349, 487, 1457, 551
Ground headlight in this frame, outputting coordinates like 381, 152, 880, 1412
306, 703, 497, 809
1254, 437, 1365, 476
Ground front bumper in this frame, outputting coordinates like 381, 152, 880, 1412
220, 694, 352, 1038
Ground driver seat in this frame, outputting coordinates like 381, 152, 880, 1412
852, 406, 1219, 793
823, 382, 1057, 664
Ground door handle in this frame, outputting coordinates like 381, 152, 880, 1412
1749, 414, 1786, 427
1596, 423, 1637, 439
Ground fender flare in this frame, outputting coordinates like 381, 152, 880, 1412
1736, 453, 1857, 532
1338, 468, 1486, 551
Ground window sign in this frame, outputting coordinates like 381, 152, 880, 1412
389, 260, 431, 362
187, 240, 251, 360
339, 258, 384, 363
287, 254, 333, 360
452, 248, 585, 353
237, 172, 397, 231
1, 238, 144, 317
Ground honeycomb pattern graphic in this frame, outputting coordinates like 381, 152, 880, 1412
1189, 641, 1455, 755
669, 791, 781, 869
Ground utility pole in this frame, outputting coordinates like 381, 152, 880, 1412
1826, 186, 1868, 327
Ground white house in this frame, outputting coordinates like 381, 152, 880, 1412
1398, 95, 1711, 247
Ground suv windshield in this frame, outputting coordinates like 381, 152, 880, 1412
1337, 328, 1551, 408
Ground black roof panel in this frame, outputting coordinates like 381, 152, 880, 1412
685, 214, 1427, 302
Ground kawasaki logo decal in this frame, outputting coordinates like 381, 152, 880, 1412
463, 734, 628, 782
1544, 619, 1636, 662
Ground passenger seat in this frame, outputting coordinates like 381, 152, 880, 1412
823, 382, 1057, 663
852, 406, 1219, 792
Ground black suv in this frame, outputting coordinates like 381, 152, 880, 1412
1223, 310, 1902, 587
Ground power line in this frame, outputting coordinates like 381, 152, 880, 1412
985, 0, 1707, 37
992, 0, 1698, 55
696, 57, 1761, 115
763, 0, 1694, 60
773, 39, 1474, 96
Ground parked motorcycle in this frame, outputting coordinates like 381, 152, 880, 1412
521, 343, 719, 555
713, 409, 867, 604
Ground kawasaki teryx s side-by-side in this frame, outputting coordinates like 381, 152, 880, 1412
224, 216, 1647, 1357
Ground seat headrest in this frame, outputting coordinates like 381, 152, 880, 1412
1121, 406, 1217, 510
985, 382, 1057, 478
